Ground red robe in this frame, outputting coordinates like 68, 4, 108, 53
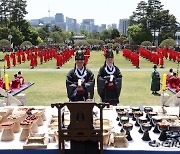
4, 54, 11, 68
11, 78, 20, 89
10, 53, 16, 66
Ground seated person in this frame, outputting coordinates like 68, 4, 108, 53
17, 71, 24, 85
168, 72, 178, 89
166, 68, 173, 84
11, 74, 20, 89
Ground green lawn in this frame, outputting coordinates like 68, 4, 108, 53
0, 51, 176, 106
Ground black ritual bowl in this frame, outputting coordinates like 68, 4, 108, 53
144, 107, 153, 113
120, 116, 129, 125
123, 123, 133, 132
141, 123, 152, 132
147, 112, 158, 119
158, 122, 170, 131
152, 117, 162, 125
138, 117, 148, 124
131, 107, 140, 112
134, 111, 143, 118
116, 107, 124, 112
117, 111, 127, 117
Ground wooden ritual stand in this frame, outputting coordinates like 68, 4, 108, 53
51, 101, 109, 154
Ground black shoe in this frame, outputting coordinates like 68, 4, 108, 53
154, 92, 161, 96
152, 92, 155, 94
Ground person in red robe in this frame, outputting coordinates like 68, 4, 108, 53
55, 52, 62, 69
4, 54, 11, 69
10, 52, 16, 67
16, 51, 21, 64
11, 74, 20, 89
21, 50, 26, 63
30, 53, 36, 69
38, 51, 43, 64
17, 71, 24, 85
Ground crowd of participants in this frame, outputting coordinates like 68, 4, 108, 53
3, 45, 91, 69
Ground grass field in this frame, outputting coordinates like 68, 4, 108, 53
0, 51, 177, 106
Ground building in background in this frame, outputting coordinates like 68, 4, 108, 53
112, 23, 117, 29
98, 24, 106, 32
81, 19, 95, 32
28, 12, 131, 34
66, 17, 77, 32
55, 13, 66, 30
118, 19, 129, 35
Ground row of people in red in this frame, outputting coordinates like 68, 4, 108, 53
4, 46, 75, 69
138, 48, 164, 67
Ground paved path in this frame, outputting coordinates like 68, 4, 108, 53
4, 67, 175, 72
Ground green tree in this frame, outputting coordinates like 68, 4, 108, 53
18, 20, 39, 45
0, 27, 10, 40
37, 27, 48, 41
130, 0, 178, 45
51, 25, 62, 32
10, 26, 24, 46
111, 29, 120, 39
9, 0, 27, 28
88, 31, 100, 39
49, 31, 63, 44
79, 30, 88, 37
129, 1, 148, 27
127, 24, 152, 45
100, 29, 111, 41
0, 39, 10, 50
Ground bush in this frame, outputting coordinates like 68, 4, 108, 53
74, 40, 90, 47
159, 38, 176, 48
106, 43, 113, 47
0, 39, 10, 50
86, 39, 104, 45
20, 41, 33, 47
141, 41, 153, 46
38, 42, 47, 48
113, 43, 120, 47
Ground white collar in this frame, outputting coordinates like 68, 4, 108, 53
105, 64, 115, 75
75, 66, 87, 79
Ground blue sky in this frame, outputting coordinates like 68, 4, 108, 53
26, 0, 180, 25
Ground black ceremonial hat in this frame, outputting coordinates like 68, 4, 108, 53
105, 49, 114, 58
153, 65, 157, 69
75, 50, 85, 60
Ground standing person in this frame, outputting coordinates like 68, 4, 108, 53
66, 50, 98, 154
97, 49, 122, 106
66, 50, 95, 101
4, 53, 11, 69
151, 65, 161, 95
